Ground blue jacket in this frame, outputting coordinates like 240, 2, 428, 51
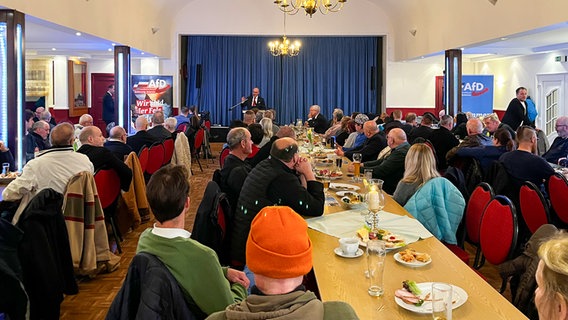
404, 177, 465, 245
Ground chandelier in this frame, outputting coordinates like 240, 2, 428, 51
273, 0, 347, 18
268, 14, 301, 57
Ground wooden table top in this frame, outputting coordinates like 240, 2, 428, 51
308, 165, 527, 320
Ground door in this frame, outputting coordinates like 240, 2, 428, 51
91, 73, 114, 136
536, 73, 568, 144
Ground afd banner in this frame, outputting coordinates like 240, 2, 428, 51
131, 75, 173, 117
461, 75, 494, 117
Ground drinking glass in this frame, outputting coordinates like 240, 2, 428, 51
432, 282, 453, 320
322, 175, 331, 193
558, 157, 568, 168
2, 162, 9, 175
352, 153, 362, 182
366, 240, 386, 296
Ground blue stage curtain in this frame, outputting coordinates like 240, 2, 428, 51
186, 36, 378, 126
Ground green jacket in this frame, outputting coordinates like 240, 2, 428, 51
137, 229, 247, 316
206, 290, 359, 320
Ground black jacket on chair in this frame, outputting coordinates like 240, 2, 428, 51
16, 188, 78, 320
0, 217, 28, 320
107, 252, 196, 320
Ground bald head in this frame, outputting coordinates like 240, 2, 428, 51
79, 126, 105, 147
556, 116, 568, 138
466, 118, 483, 135
270, 137, 298, 162
275, 126, 296, 139
152, 111, 165, 125
135, 116, 149, 131
79, 114, 94, 127
363, 121, 379, 138
50, 123, 75, 147
387, 128, 407, 148
109, 126, 127, 143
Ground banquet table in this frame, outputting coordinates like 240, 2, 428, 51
306, 156, 528, 320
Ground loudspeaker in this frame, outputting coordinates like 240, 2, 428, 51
195, 64, 202, 89
370, 66, 376, 91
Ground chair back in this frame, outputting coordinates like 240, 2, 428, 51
219, 146, 230, 168
146, 143, 164, 175
194, 128, 205, 151
547, 172, 568, 224
465, 182, 494, 245
162, 138, 175, 165
176, 122, 188, 133
94, 169, 121, 209
204, 120, 211, 131
519, 181, 551, 234
138, 147, 149, 172
480, 195, 518, 265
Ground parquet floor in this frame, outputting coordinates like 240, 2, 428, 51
59, 143, 513, 319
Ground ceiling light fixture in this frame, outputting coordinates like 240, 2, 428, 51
273, 0, 347, 18
51, 48, 56, 51
268, 13, 301, 57
75, 32, 82, 36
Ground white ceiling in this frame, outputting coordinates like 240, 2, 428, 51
22, 13, 568, 62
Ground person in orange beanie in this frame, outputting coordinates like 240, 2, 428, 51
207, 206, 358, 320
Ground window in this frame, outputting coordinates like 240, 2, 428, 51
545, 88, 558, 135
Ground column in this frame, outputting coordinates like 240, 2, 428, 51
444, 49, 462, 116
114, 46, 131, 130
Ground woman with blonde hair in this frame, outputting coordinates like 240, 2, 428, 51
393, 143, 440, 206
535, 234, 568, 320
258, 118, 273, 148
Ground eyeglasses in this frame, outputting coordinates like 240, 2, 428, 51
556, 124, 567, 129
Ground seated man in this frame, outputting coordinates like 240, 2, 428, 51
428, 115, 459, 171
147, 110, 173, 141
74, 113, 94, 140
356, 128, 410, 194
4, 123, 94, 223
482, 113, 516, 139
77, 126, 132, 191
408, 113, 434, 144
126, 116, 160, 153
137, 165, 248, 318
164, 117, 178, 135
208, 206, 358, 320
336, 121, 386, 162
174, 106, 191, 129
248, 125, 295, 168
104, 126, 133, 161
542, 116, 568, 164
231, 138, 324, 266
218, 128, 252, 212
446, 118, 493, 163
25, 120, 50, 162
306, 104, 328, 134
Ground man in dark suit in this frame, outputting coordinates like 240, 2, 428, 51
408, 113, 434, 144
104, 126, 133, 160
77, 126, 132, 191
126, 116, 160, 153
502, 86, 532, 130
102, 84, 115, 126
241, 87, 266, 110
428, 115, 459, 171
306, 105, 328, 134
337, 121, 386, 162
147, 110, 173, 142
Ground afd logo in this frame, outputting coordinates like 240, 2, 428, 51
462, 82, 489, 97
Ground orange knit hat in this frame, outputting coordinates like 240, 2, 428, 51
246, 206, 313, 279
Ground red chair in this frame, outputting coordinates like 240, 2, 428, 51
138, 146, 149, 172
177, 122, 188, 133
547, 172, 568, 224
94, 169, 123, 253
219, 146, 230, 168
204, 120, 211, 131
162, 138, 175, 165
480, 196, 518, 292
519, 181, 551, 234
465, 183, 494, 269
145, 143, 165, 175
192, 128, 204, 172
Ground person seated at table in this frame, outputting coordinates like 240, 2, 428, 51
137, 165, 248, 318
218, 128, 252, 213
342, 114, 368, 150
246, 123, 263, 159
74, 113, 94, 140
147, 110, 172, 142
306, 105, 328, 134
482, 113, 516, 139
383, 109, 404, 134
126, 116, 160, 154
4, 123, 94, 223
243, 110, 255, 126
248, 125, 295, 168
332, 116, 351, 147
353, 128, 410, 195
25, 120, 50, 162
456, 127, 515, 173
535, 234, 568, 320
323, 108, 344, 140
446, 118, 493, 164
427, 115, 459, 172
408, 113, 434, 144
336, 121, 386, 162
451, 112, 468, 140
207, 206, 358, 320
104, 126, 133, 161
0, 140, 16, 172
231, 138, 324, 268
77, 126, 133, 191
258, 118, 273, 148
393, 143, 440, 206
164, 117, 178, 135
263, 110, 280, 135
542, 116, 568, 165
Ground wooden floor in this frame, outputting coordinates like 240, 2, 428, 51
59, 142, 513, 319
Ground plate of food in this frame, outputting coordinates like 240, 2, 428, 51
394, 249, 432, 267
339, 192, 364, 209
0, 172, 19, 183
315, 158, 334, 166
330, 183, 360, 191
356, 227, 407, 250
316, 169, 343, 180
394, 281, 468, 313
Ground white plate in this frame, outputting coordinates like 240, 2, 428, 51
359, 239, 407, 251
316, 174, 343, 180
394, 282, 468, 313
331, 183, 360, 192
336, 191, 361, 197
393, 252, 432, 267
334, 247, 364, 258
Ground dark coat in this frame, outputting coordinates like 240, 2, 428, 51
16, 189, 78, 319
126, 130, 160, 154
408, 125, 434, 144
218, 154, 251, 212
102, 92, 115, 124
241, 95, 266, 110
0, 218, 28, 320
147, 125, 174, 142
77, 144, 133, 191
25, 132, 49, 162
231, 158, 324, 264
363, 143, 411, 194
502, 98, 532, 130
104, 140, 133, 161
106, 252, 196, 320
428, 126, 460, 171
307, 113, 329, 134
344, 132, 387, 162
542, 136, 568, 164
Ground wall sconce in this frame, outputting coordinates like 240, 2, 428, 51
409, 29, 417, 37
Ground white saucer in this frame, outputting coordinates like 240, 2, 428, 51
334, 247, 364, 258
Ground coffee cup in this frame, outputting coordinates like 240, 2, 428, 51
339, 237, 359, 256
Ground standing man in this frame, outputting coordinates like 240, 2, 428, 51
103, 84, 115, 126
306, 105, 328, 134
502, 87, 532, 130
241, 88, 266, 110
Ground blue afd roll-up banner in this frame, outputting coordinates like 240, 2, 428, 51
461, 75, 494, 117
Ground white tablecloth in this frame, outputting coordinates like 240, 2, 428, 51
306, 209, 433, 244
